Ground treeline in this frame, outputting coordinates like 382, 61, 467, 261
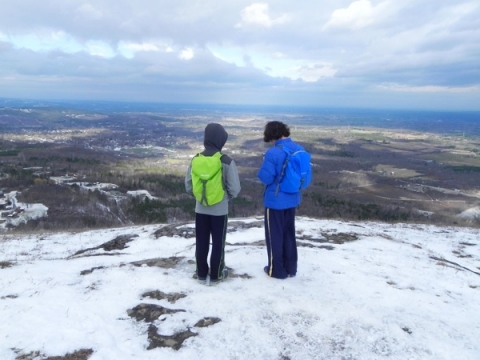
2, 147, 478, 232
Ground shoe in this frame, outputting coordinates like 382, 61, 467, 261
264, 266, 270, 276
209, 268, 229, 286
288, 274, 296, 278
197, 276, 207, 284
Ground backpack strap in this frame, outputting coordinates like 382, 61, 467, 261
275, 145, 291, 196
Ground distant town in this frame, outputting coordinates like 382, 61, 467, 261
1, 101, 479, 231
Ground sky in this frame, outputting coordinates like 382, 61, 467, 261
1, 214, 479, 359
0, 0, 479, 110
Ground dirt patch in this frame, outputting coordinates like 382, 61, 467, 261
80, 266, 107, 275
1, 294, 18, 299
130, 256, 185, 269
227, 220, 263, 232
14, 349, 93, 360
297, 242, 335, 250
146, 317, 222, 350
141, 290, 187, 304
194, 317, 221, 327
0, 260, 14, 269
296, 232, 359, 245
321, 232, 359, 244
127, 303, 186, 322
147, 325, 197, 351
70, 234, 138, 258
46, 349, 94, 360
154, 223, 195, 238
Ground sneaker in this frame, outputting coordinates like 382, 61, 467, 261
287, 274, 296, 278
209, 268, 229, 286
264, 266, 269, 276
197, 276, 207, 284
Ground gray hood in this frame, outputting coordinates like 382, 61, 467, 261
203, 123, 228, 153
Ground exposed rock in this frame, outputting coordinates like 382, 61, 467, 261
80, 266, 106, 275
297, 232, 358, 244
1, 294, 18, 299
194, 317, 221, 328
70, 234, 138, 258
154, 223, 195, 238
130, 256, 184, 269
227, 220, 263, 232
127, 303, 186, 322
321, 232, 359, 244
102, 234, 138, 251
45, 349, 94, 360
0, 261, 14, 269
141, 290, 187, 303
14, 349, 93, 360
147, 325, 197, 351
297, 242, 335, 250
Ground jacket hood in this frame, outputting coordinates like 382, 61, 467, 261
204, 123, 228, 152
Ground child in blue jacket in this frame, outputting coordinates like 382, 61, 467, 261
258, 121, 305, 279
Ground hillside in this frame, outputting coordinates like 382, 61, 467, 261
1, 217, 479, 359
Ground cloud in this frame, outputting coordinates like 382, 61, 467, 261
0, 1, 479, 110
179, 48, 194, 60
117, 42, 160, 58
323, 0, 391, 31
296, 64, 338, 82
236, 3, 289, 28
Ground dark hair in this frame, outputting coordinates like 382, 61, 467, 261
263, 121, 290, 142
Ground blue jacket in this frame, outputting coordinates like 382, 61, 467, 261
257, 137, 303, 210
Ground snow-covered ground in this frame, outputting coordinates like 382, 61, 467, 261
0, 191, 48, 231
1, 218, 479, 359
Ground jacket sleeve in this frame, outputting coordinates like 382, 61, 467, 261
224, 160, 241, 199
257, 150, 277, 185
185, 162, 193, 194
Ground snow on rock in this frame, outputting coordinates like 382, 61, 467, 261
458, 207, 480, 220
0, 218, 479, 359
127, 190, 157, 200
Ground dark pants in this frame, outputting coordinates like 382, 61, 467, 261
195, 213, 228, 280
264, 207, 297, 279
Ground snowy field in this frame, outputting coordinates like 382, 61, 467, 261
1, 217, 479, 360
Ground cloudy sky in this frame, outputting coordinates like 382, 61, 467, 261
1, 0, 479, 110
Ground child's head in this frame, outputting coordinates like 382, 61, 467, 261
263, 121, 290, 143
204, 123, 228, 150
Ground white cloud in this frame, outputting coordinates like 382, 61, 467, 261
118, 42, 160, 58
323, 0, 384, 31
85, 41, 115, 58
179, 48, 194, 60
236, 3, 289, 28
295, 64, 338, 82
209, 44, 337, 82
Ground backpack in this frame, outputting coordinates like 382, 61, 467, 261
191, 152, 225, 206
276, 145, 312, 194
